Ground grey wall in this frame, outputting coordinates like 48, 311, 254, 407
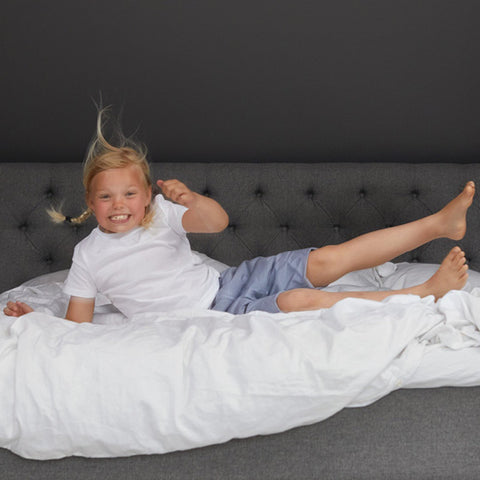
1, 0, 480, 163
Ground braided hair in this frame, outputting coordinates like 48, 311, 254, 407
48, 107, 154, 227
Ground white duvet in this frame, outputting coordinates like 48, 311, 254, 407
0, 260, 479, 460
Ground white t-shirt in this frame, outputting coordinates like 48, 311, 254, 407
63, 195, 220, 318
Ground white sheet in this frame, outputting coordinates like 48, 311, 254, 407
0, 262, 479, 460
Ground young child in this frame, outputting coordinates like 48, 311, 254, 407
3, 109, 475, 322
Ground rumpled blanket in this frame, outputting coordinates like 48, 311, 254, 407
1, 286, 479, 460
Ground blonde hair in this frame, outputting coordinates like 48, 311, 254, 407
48, 107, 155, 227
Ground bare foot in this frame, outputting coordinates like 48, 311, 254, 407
437, 181, 475, 240
422, 247, 469, 300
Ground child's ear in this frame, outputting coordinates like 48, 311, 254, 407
146, 185, 152, 205
86, 192, 95, 212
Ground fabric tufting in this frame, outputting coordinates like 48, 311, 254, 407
1, 161, 480, 480
1, 162, 480, 292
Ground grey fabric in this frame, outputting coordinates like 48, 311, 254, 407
1, 162, 480, 478
2, 389, 479, 479
2, 162, 480, 291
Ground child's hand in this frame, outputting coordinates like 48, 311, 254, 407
158, 179, 229, 233
157, 179, 197, 208
3, 301, 34, 317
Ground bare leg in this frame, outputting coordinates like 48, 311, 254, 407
277, 247, 468, 312
307, 182, 475, 287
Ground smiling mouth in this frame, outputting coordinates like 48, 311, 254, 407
109, 214, 130, 222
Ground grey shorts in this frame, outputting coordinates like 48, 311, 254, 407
210, 248, 314, 315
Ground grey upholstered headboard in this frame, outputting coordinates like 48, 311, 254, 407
1, 162, 479, 293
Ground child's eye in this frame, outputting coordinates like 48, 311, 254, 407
99, 195, 110, 200
126, 191, 137, 197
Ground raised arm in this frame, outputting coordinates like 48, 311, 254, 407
157, 179, 229, 233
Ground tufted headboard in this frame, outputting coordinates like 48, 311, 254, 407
1, 162, 480, 293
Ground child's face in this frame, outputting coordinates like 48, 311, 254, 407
87, 165, 152, 234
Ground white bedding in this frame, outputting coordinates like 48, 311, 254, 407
0, 260, 479, 460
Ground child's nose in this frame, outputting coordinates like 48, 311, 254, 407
112, 196, 125, 208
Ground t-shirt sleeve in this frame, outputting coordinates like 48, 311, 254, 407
63, 247, 97, 299
155, 194, 188, 235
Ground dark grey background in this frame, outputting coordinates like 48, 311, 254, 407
2, 0, 480, 163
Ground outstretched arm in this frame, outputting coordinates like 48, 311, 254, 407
65, 297, 95, 323
157, 179, 229, 233
3, 296, 94, 323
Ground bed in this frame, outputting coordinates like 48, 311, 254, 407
1, 161, 480, 479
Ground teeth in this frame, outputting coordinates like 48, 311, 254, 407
110, 215, 129, 221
